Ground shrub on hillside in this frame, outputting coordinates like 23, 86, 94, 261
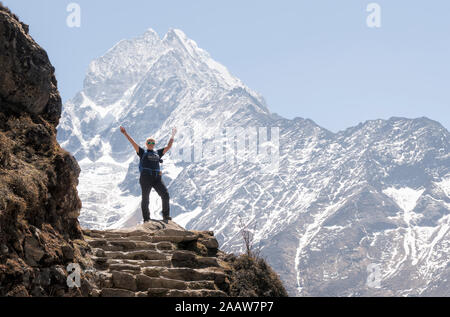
224, 252, 288, 297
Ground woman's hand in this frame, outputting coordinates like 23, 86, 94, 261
164, 128, 177, 155
171, 127, 177, 139
121, 126, 139, 152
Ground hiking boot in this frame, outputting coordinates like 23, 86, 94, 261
163, 216, 172, 224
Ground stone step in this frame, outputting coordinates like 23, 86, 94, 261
109, 263, 142, 273
166, 289, 227, 297
196, 257, 221, 268
122, 230, 152, 238
91, 256, 110, 270
111, 271, 138, 291
105, 250, 169, 261
107, 240, 143, 251
92, 248, 106, 258
144, 288, 226, 297
85, 230, 151, 240
171, 250, 222, 268
94, 272, 113, 289
157, 229, 198, 237
149, 235, 198, 243
99, 233, 127, 239
93, 240, 153, 252
196, 267, 228, 280
120, 235, 156, 242
147, 288, 171, 297
159, 267, 226, 282
107, 258, 172, 268
142, 267, 166, 277
99, 288, 226, 297
88, 239, 176, 252
100, 288, 135, 297
136, 274, 188, 291
87, 234, 197, 245
85, 228, 204, 237
87, 239, 108, 248
105, 230, 149, 237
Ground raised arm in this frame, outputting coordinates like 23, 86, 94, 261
120, 126, 140, 154
163, 127, 177, 155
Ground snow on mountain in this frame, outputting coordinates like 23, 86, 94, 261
382, 187, 425, 214
57, 28, 450, 296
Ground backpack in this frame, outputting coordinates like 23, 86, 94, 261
139, 149, 163, 174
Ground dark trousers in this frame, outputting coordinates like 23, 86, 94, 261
139, 173, 170, 221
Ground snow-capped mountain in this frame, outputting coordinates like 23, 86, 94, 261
57, 28, 450, 296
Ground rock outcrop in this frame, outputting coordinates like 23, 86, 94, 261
0, 3, 92, 296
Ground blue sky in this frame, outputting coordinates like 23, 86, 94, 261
4, 0, 450, 132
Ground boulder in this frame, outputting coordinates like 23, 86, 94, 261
24, 236, 45, 266
111, 271, 137, 291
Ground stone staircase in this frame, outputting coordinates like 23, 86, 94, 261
82, 221, 232, 297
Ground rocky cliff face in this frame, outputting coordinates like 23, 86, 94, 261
0, 3, 93, 296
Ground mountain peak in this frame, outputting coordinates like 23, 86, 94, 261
383, 116, 449, 134
162, 27, 197, 56
160, 27, 247, 90
163, 28, 187, 44
168, 28, 187, 40
142, 27, 160, 40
